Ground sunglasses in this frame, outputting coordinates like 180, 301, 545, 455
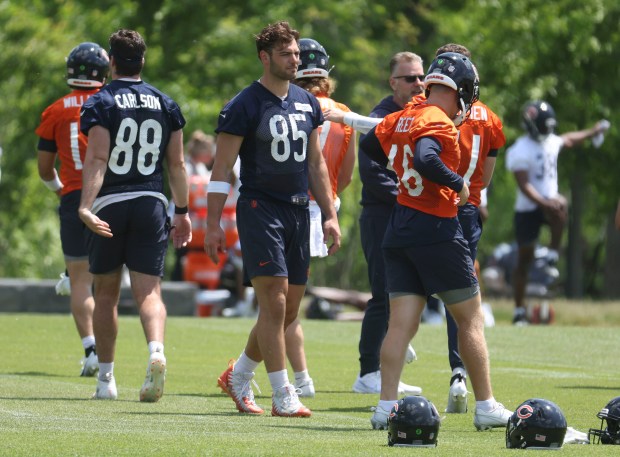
393, 75, 425, 83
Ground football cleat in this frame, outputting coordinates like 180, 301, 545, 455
353, 370, 422, 396
80, 350, 99, 377
370, 405, 391, 430
294, 377, 315, 398
445, 373, 468, 413
139, 351, 166, 402
271, 384, 311, 417
93, 372, 117, 400
474, 402, 512, 431
405, 344, 417, 363
217, 360, 264, 414
55, 273, 71, 296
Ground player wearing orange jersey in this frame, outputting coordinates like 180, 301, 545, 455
36, 42, 109, 377
360, 52, 512, 432
277, 38, 355, 399
325, 44, 506, 413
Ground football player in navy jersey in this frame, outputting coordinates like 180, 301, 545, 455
78, 29, 191, 402
209, 21, 340, 418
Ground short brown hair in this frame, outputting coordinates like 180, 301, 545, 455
255, 21, 299, 57
109, 29, 146, 76
435, 43, 471, 58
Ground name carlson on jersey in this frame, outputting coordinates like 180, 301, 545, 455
114, 93, 162, 110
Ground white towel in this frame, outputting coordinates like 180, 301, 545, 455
308, 197, 340, 258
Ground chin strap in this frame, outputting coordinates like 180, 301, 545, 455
452, 98, 468, 126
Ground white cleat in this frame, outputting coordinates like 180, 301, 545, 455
80, 351, 99, 377
55, 273, 71, 296
445, 373, 468, 413
139, 351, 166, 403
370, 405, 391, 430
93, 372, 117, 400
294, 377, 315, 398
474, 402, 512, 431
353, 370, 422, 395
405, 344, 417, 363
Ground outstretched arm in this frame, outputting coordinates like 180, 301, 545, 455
324, 107, 382, 134
562, 120, 610, 148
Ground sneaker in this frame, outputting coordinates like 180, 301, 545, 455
55, 273, 71, 296
271, 384, 311, 417
139, 351, 166, 403
405, 343, 417, 363
513, 307, 528, 326
474, 402, 512, 431
80, 350, 99, 377
445, 373, 468, 413
217, 360, 264, 414
294, 377, 315, 398
352, 370, 422, 396
370, 405, 391, 430
93, 372, 117, 400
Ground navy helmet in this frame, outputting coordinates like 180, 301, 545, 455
66, 42, 109, 89
296, 38, 330, 79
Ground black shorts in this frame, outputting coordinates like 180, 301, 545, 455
457, 203, 483, 260
59, 190, 88, 260
236, 196, 310, 286
384, 236, 478, 299
515, 208, 547, 246
85, 197, 170, 276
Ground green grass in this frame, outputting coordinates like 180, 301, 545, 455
0, 312, 617, 456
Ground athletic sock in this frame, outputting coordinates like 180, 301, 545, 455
476, 398, 497, 412
267, 369, 289, 391
233, 351, 260, 374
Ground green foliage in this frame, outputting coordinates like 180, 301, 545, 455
1, 0, 618, 295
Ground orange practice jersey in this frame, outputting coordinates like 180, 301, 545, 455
309, 95, 353, 200
35, 89, 98, 195
375, 103, 461, 218
457, 100, 505, 207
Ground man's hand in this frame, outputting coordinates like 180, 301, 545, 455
78, 208, 113, 238
457, 182, 470, 206
204, 223, 227, 264
171, 214, 192, 249
322, 217, 341, 256
323, 107, 346, 124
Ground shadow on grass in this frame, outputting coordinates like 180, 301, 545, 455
5, 371, 66, 378
558, 385, 619, 390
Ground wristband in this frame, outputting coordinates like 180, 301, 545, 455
42, 174, 63, 192
174, 205, 189, 214
208, 180, 231, 195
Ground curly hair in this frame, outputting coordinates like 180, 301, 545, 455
255, 21, 299, 57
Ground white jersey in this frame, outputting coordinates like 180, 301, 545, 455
505, 133, 564, 212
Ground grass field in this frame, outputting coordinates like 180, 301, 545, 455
0, 306, 618, 456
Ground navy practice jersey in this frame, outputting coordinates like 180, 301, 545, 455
80, 79, 186, 197
216, 81, 323, 204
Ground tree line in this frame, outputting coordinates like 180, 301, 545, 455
0, 0, 618, 296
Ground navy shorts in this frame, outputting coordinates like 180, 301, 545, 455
457, 203, 483, 260
236, 196, 310, 286
59, 190, 88, 260
384, 236, 478, 298
85, 197, 170, 276
515, 208, 547, 246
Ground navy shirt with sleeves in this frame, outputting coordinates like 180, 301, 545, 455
358, 95, 401, 210
80, 79, 186, 197
215, 81, 323, 204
